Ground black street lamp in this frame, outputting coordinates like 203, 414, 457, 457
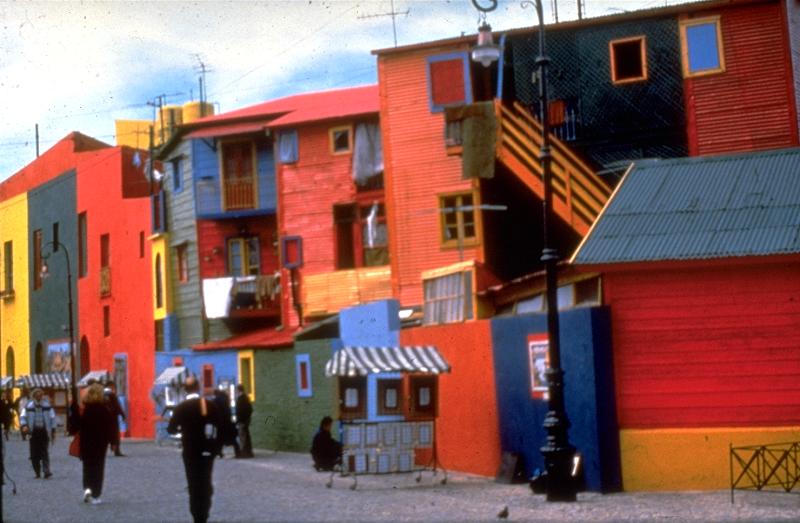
470, 0, 578, 502
41, 240, 79, 433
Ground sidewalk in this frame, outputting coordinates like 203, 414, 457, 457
2, 437, 798, 522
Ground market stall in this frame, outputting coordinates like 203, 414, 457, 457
324, 345, 451, 489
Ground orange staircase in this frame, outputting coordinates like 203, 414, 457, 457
494, 100, 612, 236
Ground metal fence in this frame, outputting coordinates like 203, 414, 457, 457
729, 441, 800, 503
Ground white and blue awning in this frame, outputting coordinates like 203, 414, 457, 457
154, 366, 188, 386
15, 372, 71, 390
325, 346, 450, 377
78, 370, 111, 387
0, 376, 13, 389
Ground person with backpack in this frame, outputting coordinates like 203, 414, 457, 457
167, 376, 223, 523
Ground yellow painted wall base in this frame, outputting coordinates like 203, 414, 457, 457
620, 426, 800, 491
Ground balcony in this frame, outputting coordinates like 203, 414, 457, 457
202, 275, 280, 320
223, 177, 256, 210
302, 265, 392, 318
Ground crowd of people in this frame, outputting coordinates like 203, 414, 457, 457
0, 378, 334, 523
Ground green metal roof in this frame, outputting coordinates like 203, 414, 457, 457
572, 148, 800, 264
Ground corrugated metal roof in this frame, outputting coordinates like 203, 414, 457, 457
572, 148, 800, 264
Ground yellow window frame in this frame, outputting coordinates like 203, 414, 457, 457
609, 36, 648, 85
679, 16, 726, 78
438, 190, 482, 250
238, 350, 255, 401
329, 125, 353, 155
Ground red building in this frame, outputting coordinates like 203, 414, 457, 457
571, 148, 800, 490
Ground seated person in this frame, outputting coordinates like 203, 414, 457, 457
311, 416, 342, 471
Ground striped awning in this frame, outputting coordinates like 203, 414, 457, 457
325, 346, 451, 377
78, 370, 111, 387
0, 376, 13, 389
154, 366, 188, 386
15, 372, 71, 390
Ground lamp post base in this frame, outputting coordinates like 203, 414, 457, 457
540, 443, 578, 502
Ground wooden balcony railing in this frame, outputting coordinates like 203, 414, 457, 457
223, 177, 256, 210
302, 265, 392, 318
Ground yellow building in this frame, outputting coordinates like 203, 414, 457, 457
115, 101, 214, 148
0, 193, 31, 380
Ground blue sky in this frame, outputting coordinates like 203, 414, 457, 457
0, 0, 685, 181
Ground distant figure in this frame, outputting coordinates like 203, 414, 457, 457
19, 388, 56, 478
234, 385, 253, 458
168, 376, 223, 523
311, 416, 342, 471
14, 389, 30, 441
76, 383, 116, 505
212, 388, 238, 458
104, 385, 126, 456
0, 393, 13, 441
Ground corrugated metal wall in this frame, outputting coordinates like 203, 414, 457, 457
605, 260, 800, 429
378, 46, 480, 308
687, 2, 799, 155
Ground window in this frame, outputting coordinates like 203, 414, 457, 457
280, 236, 303, 269
155, 319, 164, 352
78, 212, 87, 278
295, 354, 312, 398
680, 16, 725, 77
100, 234, 110, 268
103, 305, 111, 337
152, 191, 167, 232
202, 364, 214, 396
3, 241, 13, 294
33, 229, 43, 290
439, 192, 478, 249
377, 379, 403, 416
34, 342, 44, 373
334, 204, 357, 270
427, 53, 472, 112
52, 222, 59, 252
574, 277, 601, 306
139, 231, 145, 258
171, 157, 183, 193
329, 126, 352, 155
609, 36, 647, 84
423, 269, 474, 324
361, 203, 388, 267
155, 254, 164, 309
227, 237, 260, 276
176, 243, 189, 283
278, 130, 298, 163
221, 141, 256, 210
410, 376, 437, 418
333, 202, 388, 269
339, 376, 366, 420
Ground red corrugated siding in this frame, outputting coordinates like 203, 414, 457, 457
687, 3, 799, 155
379, 46, 480, 307
276, 120, 364, 326
605, 261, 800, 429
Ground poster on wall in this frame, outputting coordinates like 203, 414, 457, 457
47, 340, 72, 374
527, 334, 549, 400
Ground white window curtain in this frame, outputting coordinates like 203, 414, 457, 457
351, 122, 384, 185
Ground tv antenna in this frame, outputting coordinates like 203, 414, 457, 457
194, 53, 213, 116
357, 0, 409, 47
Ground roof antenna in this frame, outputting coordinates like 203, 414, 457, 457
357, 0, 410, 47
194, 54, 213, 116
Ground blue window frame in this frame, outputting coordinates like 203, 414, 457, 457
680, 16, 725, 77
426, 52, 473, 113
295, 354, 312, 398
171, 157, 183, 193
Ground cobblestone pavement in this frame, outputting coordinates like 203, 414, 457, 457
2, 436, 798, 522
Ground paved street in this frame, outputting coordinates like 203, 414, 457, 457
1, 436, 798, 522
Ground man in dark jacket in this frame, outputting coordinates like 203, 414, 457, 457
104, 385, 126, 456
168, 376, 223, 523
234, 385, 254, 458
311, 416, 342, 471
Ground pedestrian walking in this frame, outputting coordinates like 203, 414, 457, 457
74, 383, 116, 505
19, 388, 56, 478
212, 387, 238, 458
234, 384, 254, 458
0, 393, 13, 441
167, 375, 223, 523
104, 384, 126, 456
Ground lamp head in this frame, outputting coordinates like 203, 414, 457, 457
471, 21, 500, 67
